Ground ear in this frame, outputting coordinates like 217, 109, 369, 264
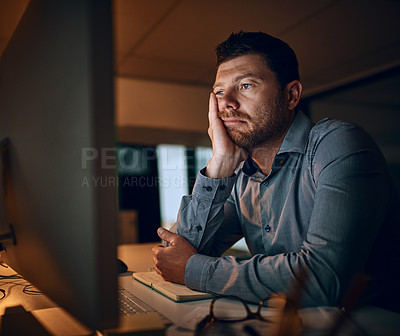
285, 80, 302, 111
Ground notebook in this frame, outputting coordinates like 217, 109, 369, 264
132, 271, 213, 302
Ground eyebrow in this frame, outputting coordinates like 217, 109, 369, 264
213, 73, 262, 90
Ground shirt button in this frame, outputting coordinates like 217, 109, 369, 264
196, 225, 203, 232
203, 186, 213, 192
265, 225, 271, 232
264, 181, 269, 186
219, 185, 226, 191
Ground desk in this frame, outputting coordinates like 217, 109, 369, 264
118, 243, 400, 336
1, 244, 399, 335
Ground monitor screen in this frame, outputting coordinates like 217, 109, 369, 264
0, 0, 118, 330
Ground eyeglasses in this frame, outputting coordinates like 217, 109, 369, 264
195, 294, 300, 336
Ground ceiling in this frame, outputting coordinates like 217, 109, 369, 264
1, 0, 400, 98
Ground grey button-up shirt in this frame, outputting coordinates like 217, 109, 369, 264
176, 111, 400, 310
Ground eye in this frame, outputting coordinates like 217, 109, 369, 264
240, 83, 252, 90
214, 90, 224, 97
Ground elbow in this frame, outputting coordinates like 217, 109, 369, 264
300, 276, 342, 308
297, 253, 345, 308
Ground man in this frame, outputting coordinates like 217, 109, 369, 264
152, 31, 400, 311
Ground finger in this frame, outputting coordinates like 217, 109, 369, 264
157, 227, 177, 245
152, 246, 160, 266
154, 266, 162, 276
151, 245, 162, 255
208, 92, 219, 127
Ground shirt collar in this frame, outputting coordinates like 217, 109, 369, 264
277, 111, 312, 155
242, 111, 312, 176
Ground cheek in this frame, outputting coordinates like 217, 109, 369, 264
217, 99, 222, 111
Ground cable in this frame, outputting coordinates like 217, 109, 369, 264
22, 284, 42, 295
0, 273, 43, 300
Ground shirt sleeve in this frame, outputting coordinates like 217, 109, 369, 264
175, 168, 241, 256
184, 124, 398, 308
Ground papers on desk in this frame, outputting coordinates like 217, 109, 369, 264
132, 271, 213, 302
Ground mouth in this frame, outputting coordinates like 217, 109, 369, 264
221, 118, 247, 126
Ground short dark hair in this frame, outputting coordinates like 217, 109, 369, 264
216, 31, 300, 88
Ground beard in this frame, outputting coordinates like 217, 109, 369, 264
219, 91, 291, 150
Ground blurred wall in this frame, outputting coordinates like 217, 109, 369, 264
115, 77, 210, 132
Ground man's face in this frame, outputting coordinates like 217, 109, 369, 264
213, 54, 292, 150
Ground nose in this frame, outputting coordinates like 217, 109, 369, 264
218, 89, 240, 111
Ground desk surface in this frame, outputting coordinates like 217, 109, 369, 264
1, 243, 399, 336
117, 243, 400, 336
118, 242, 157, 273
0, 263, 58, 316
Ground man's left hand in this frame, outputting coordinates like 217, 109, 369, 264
152, 228, 197, 284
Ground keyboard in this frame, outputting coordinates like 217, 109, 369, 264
118, 286, 156, 316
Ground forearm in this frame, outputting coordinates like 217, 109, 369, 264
175, 169, 238, 254
175, 92, 246, 252
185, 251, 338, 307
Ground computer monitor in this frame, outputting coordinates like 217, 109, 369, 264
0, 0, 118, 330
